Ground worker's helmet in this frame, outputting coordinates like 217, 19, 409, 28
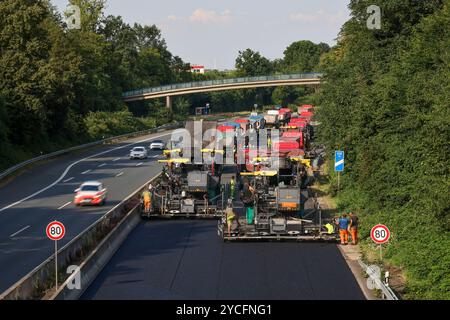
227, 199, 233, 206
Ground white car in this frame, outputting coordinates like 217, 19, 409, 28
129, 146, 148, 159
149, 139, 165, 150
74, 181, 107, 206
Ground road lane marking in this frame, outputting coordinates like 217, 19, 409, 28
58, 201, 72, 210
98, 163, 107, 167
63, 177, 74, 183
136, 162, 143, 167
81, 169, 91, 175
10, 225, 31, 238
115, 171, 124, 177
152, 154, 160, 158
0, 132, 171, 213
112, 157, 121, 162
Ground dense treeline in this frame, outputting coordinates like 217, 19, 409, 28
0, 0, 328, 170
316, 0, 449, 298
0, 0, 193, 169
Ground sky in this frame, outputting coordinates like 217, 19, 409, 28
51, 0, 351, 70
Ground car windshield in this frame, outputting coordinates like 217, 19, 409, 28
81, 185, 100, 191
133, 147, 145, 152
152, 140, 164, 144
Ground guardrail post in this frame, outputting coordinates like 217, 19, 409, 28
166, 96, 172, 110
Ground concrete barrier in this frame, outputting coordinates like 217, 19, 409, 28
50, 203, 142, 300
0, 174, 160, 300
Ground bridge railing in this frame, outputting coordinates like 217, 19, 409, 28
122, 73, 323, 97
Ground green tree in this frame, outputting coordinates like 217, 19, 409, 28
235, 49, 273, 76
316, 0, 449, 299
282, 40, 330, 73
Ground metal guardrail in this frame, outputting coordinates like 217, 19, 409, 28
0, 173, 162, 300
358, 260, 399, 300
122, 73, 324, 97
0, 122, 183, 182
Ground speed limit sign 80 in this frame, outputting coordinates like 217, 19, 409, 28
370, 224, 390, 244
46, 221, 65, 241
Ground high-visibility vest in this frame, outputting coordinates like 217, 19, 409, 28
325, 223, 334, 234
226, 207, 235, 220
142, 191, 151, 202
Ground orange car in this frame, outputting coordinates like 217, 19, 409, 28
74, 181, 107, 206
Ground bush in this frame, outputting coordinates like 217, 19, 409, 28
84, 110, 157, 140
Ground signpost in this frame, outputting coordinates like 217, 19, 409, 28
334, 151, 344, 190
370, 224, 390, 261
46, 221, 66, 291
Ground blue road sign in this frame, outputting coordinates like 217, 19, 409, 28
335, 151, 344, 172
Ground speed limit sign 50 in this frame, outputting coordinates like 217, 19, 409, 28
46, 221, 65, 241
370, 224, 390, 244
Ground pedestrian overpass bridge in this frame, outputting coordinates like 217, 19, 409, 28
122, 73, 323, 108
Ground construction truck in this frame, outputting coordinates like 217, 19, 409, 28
217, 168, 337, 241
264, 110, 280, 129
141, 120, 226, 218
217, 115, 337, 241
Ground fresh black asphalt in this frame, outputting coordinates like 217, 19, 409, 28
82, 220, 365, 300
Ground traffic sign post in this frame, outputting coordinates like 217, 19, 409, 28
370, 224, 390, 261
46, 221, 66, 291
334, 151, 344, 191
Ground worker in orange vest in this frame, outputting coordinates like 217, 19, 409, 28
338, 213, 349, 245
349, 212, 359, 245
141, 189, 151, 212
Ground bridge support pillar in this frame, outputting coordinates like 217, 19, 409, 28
166, 95, 172, 110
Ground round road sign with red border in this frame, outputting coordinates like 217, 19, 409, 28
46, 221, 65, 241
370, 224, 390, 244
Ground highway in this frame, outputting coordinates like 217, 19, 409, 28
0, 131, 172, 293
82, 220, 365, 300
0, 126, 365, 300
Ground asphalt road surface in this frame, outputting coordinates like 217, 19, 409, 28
0, 131, 172, 293
82, 220, 365, 300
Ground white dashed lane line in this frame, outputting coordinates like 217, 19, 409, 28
58, 201, 72, 210
115, 172, 124, 177
136, 162, 143, 167
98, 163, 107, 167
81, 170, 91, 175
10, 225, 31, 238
63, 177, 74, 183
0, 132, 171, 213
112, 158, 121, 162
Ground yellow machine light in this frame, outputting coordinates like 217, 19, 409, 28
158, 158, 190, 164
258, 171, 277, 176
289, 158, 311, 168
252, 157, 269, 162
163, 148, 181, 155
300, 159, 311, 168
201, 148, 224, 154
241, 170, 278, 177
